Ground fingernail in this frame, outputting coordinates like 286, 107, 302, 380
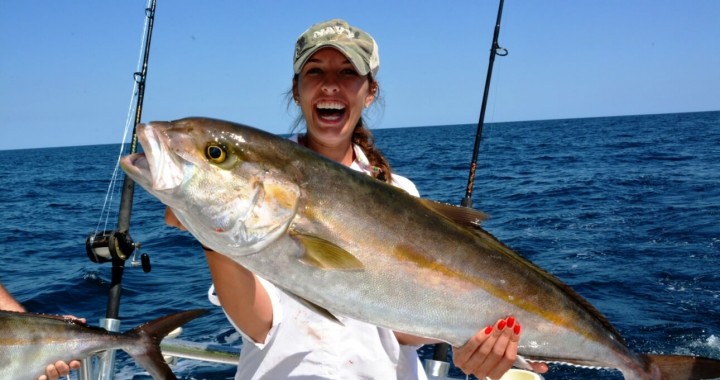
507, 316, 515, 328
498, 319, 507, 330
514, 324, 521, 335
484, 326, 493, 335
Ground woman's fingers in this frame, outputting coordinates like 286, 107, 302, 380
38, 359, 77, 380
485, 320, 521, 379
453, 316, 531, 380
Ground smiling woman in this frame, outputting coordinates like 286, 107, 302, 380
293, 47, 379, 167
158, 18, 547, 380
291, 19, 383, 175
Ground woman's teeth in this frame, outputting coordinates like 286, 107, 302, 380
317, 101, 345, 110
316, 102, 346, 121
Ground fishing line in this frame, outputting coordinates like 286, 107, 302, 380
92, 90, 138, 236
481, 58, 506, 156
92, 0, 155, 237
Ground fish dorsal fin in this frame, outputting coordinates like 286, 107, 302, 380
278, 287, 344, 326
1, 311, 89, 327
294, 233, 364, 271
419, 198, 489, 230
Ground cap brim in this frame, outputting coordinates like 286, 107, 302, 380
293, 43, 370, 76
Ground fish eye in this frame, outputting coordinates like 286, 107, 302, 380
205, 143, 227, 164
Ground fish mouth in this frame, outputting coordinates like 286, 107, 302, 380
120, 152, 151, 187
120, 123, 184, 191
121, 152, 149, 178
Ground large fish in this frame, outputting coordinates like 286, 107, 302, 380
0, 309, 206, 380
120, 117, 720, 380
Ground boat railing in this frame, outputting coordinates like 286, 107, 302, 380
77, 336, 541, 380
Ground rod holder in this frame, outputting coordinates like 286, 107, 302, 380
424, 359, 451, 378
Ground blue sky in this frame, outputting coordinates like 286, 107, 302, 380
1, 1, 718, 150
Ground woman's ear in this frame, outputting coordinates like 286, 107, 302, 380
292, 78, 299, 102
365, 82, 378, 107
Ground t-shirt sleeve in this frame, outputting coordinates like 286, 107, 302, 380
207, 276, 284, 350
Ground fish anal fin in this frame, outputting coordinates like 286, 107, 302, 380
513, 355, 534, 371
418, 198, 489, 230
294, 233, 364, 271
279, 288, 344, 326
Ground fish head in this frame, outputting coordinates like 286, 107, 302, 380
120, 117, 301, 255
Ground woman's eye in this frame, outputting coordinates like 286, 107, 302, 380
205, 144, 227, 164
341, 68, 359, 76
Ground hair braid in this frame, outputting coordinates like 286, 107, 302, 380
353, 119, 392, 183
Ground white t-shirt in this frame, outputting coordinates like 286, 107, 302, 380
209, 139, 426, 379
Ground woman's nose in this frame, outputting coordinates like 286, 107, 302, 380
321, 75, 339, 93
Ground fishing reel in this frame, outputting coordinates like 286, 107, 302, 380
85, 230, 151, 273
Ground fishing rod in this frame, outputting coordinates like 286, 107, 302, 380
461, 0, 508, 209
83, 1, 157, 378
107, 0, 157, 317
426, 0, 509, 376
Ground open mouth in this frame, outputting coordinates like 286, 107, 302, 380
316, 101, 346, 122
120, 153, 149, 186
127, 123, 184, 191
129, 153, 150, 172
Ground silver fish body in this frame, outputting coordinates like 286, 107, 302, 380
0, 309, 206, 380
120, 117, 720, 380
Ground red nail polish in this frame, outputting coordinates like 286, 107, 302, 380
498, 320, 507, 330
484, 326, 493, 335
514, 324, 521, 335
507, 316, 515, 328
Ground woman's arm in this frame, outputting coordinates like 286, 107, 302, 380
0, 283, 25, 312
165, 207, 274, 344
204, 250, 274, 343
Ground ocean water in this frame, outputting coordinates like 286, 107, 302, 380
1, 111, 719, 379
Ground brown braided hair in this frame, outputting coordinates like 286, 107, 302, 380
351, 118, 392, 183
289, 74, 393, 183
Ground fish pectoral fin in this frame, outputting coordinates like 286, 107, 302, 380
279, 288, 345, 326
293, 233, 364, 271
418, 198, 489, 229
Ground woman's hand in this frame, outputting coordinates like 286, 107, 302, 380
452, 316, 548, 379
39, 360, 81, 380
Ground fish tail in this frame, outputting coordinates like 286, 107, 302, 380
123, 309, 208, 380
647, 354, 720, 380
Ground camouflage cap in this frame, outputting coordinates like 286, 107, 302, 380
293, 19, 380, 78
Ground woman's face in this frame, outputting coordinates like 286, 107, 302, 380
294, 47, 376, 147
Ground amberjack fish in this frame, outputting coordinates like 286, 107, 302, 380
0, 309, 206, 380
120, 117, 720, 379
